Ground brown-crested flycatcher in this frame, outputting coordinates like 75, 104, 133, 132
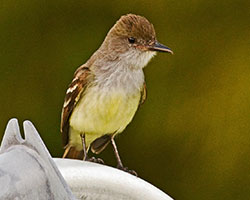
60, 14, 173, 175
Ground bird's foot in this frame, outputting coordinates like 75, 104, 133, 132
87, 157, 105, 164
117, 164, 138, 176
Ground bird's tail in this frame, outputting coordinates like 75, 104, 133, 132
62, 145, 84, 160
91, 134, 111, 154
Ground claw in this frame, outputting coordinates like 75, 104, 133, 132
87, 157, 105, 164
117, 165, 138, 176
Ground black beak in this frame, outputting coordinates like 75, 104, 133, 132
149, 41, 173, 54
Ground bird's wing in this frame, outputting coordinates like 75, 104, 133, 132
139, 82, 147, 105
60, 66, 92, 147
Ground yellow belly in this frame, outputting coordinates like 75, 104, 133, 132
69, 86, 140, 149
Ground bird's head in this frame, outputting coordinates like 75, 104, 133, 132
101, 14, 173, 69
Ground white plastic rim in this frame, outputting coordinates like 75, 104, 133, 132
55, 158, 173, 200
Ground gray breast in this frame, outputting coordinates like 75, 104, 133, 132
95, 63, 145, 94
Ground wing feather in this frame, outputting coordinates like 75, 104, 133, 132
60, 66, 92, 147
139, 82, 147, 105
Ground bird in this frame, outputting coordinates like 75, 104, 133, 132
60, 13, 173, 175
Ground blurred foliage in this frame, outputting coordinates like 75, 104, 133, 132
0, 0, 250, 199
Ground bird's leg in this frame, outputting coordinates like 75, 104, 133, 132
111, 136, 123, 168
81, 134, 104, 164
111, 136, 137, 176
80, 134, 88, 161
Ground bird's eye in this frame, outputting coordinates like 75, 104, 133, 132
128, 37, 136, 44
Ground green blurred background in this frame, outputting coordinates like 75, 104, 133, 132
0, 0, 250, 199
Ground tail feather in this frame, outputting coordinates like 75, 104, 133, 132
63, 145, 84, 160
91, 134, 111, 154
